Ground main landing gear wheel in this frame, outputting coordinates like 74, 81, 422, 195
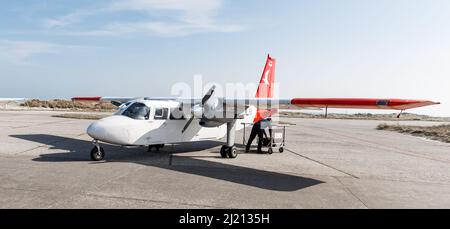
279, 147, 284, 153
227, 146, 238, 158
220, 146, 238, 159
90, 146, 105, 161
220, 146, 228, 158
220, 121, 238, 159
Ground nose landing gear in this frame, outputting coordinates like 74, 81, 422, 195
90, 140, 105, 161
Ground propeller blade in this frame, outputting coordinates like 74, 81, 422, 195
110, 101, 123, 107
182, 85, 216, 133
202, 85, 216, 105
182, 116, 195, 133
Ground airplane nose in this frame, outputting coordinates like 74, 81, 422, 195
86, 118, 131, 145
87, 121, 106, 140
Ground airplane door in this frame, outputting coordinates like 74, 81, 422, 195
148, 107, 169, 143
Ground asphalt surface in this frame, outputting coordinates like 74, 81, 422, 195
1, 110, 449, 208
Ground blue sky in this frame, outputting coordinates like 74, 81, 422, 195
1, 0, 449, 116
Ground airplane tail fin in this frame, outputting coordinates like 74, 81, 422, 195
253, 54, 276, 123
255, 54, 276, 98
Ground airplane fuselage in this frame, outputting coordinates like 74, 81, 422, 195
87, 100, 256, 146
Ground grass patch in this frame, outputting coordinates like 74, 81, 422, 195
22, 99, 116, 111
377, 123, 450, 143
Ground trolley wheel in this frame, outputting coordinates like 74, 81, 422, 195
220, 145, 228, 158
279, 147, 284, 153
267, 147, 273, 154
90, 146, 105, 161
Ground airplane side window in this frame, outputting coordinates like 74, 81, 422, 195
154, 108, 168, 120
170, 107, 186, 120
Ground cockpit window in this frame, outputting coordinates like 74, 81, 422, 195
122, 102, 150, 120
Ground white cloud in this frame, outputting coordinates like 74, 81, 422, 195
110, 0, 222, 11
68, 21, 242, 37
44, 9, 96, 29
44, 0, 243, 37
109, 0, 222, 25
0, 40, 73, 64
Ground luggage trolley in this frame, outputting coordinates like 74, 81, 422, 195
242, 123, 287, 154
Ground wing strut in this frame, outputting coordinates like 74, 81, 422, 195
397, 110, 404, 119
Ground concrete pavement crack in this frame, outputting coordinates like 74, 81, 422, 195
46, 166, 147, 208
334, 176, 369, 209
285, 148, 359, 179
84, 193, 218, 208
13, 133, 87, 155
301, 124, 450, 165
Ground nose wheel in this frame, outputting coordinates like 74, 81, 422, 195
90, 140, 105, 161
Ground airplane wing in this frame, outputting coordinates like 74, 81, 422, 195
72, 96, 440, 110
72, 54, 439, 122
72, 96, 439, 111
222, 98, 439, 110
289, 98, 439, 110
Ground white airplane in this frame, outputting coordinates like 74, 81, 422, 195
73, 55, 439, 161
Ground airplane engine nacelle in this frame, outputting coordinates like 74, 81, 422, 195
199, 119, 223, 128
193, 97, 220, 119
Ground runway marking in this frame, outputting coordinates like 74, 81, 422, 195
285, 148, 359, 179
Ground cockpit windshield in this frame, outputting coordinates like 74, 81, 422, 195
122, 102, 150, 120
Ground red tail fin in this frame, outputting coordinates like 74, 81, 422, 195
254, 54, 276, 123
255, 54, 276, 98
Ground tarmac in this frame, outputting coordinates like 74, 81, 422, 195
1, 110, 450, 209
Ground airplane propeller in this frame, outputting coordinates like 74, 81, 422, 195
182, 85, 216, 133
110, 101, 123, 107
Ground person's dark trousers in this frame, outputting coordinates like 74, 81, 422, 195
246, 124, 263, 152
256, 133, 263, 152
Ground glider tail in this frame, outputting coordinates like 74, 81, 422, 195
254, 54, 276, 123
